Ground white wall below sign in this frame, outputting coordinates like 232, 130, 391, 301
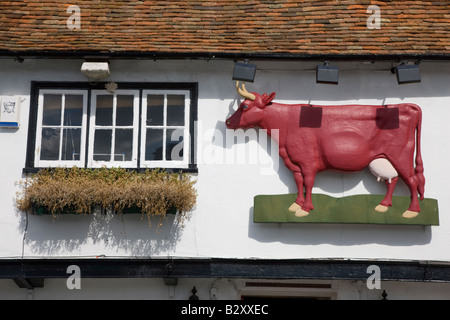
0, 58, 448, 263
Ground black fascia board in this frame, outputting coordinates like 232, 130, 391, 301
1, 258, 450, 282
1, 50, 450, 62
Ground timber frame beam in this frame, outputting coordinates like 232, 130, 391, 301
1, 258, 450, 288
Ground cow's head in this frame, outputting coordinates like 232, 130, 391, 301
226, 81, 276, 129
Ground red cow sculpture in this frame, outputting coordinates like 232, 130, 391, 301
226, 82, 425, 219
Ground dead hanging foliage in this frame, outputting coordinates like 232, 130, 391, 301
16, 167, 197, 224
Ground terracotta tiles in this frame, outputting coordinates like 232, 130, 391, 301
0, 0, 448, 56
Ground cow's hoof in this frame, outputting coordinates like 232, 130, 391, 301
289, 202, 301, 212
294, 209, 309, 217
402, 210, 419, 219
375, 205, 389, 213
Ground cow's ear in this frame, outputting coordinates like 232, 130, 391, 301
264, 92, 276, 105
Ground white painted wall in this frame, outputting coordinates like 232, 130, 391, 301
0, 58, 449, 265
2, 278, 450, 300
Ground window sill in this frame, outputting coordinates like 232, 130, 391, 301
22, 166, 198, 174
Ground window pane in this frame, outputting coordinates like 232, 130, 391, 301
62, 128, 81, 161
95, 95, 113, 126
146, 95, 164, 126
42, 94, 62, 126
167, 95, 185, 126
145, 129, 163, 161
116, 95, 134, 126
166, 129, 184, 161
114, 129, 133, 161
93, 129, 112, 161
64, 95, 83, 126
41, 128, 60, 160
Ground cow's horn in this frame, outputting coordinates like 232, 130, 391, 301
236, 81, 256, 101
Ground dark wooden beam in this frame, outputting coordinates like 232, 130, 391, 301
13, 277, 44, 289
1, 258, 450, 283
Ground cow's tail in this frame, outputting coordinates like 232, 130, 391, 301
414, 106, 425, 200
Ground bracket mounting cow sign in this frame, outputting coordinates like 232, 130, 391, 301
226, 82, 427, 221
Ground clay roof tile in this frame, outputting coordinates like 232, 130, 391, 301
0, 0, 448, 57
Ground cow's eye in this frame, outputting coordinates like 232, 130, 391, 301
243, 105, 248, 110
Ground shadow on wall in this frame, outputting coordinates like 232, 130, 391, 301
17, 208, 192, 256
247, 205, 432, 246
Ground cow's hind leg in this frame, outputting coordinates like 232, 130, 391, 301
397, 171, 421, 218
402, 174, 421, 218
375, 177, 398, 213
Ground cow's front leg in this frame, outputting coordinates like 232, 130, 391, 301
295, 171, 316, 217
289, 171, 304, 213
279, 148, 305, 213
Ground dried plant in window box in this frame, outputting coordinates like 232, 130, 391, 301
16, 167, 196, 225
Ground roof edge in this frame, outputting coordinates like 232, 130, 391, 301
1, 50, 450, 62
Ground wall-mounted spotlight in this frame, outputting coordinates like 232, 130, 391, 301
316, 62, 339, 85
163, 277, 178, 286
233, 60, 256, 82
81, 61, 110, 80
394, 62, 421, 84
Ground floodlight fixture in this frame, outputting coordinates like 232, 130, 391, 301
316, 62, 339, 85
395, 62, 421, 84
81, 61, 110, 80
233, 61, 256, 82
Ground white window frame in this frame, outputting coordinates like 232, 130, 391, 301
88, 90, 140, 168
34, 89, 88, 168
141, 90, 191, 169
28, 84, 196, 171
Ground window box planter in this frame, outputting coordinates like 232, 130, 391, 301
31, 203, 178, 216
31, 204, 82, 216
17, 167, 196, 224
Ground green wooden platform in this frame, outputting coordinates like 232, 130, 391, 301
254, 193, 439, 225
